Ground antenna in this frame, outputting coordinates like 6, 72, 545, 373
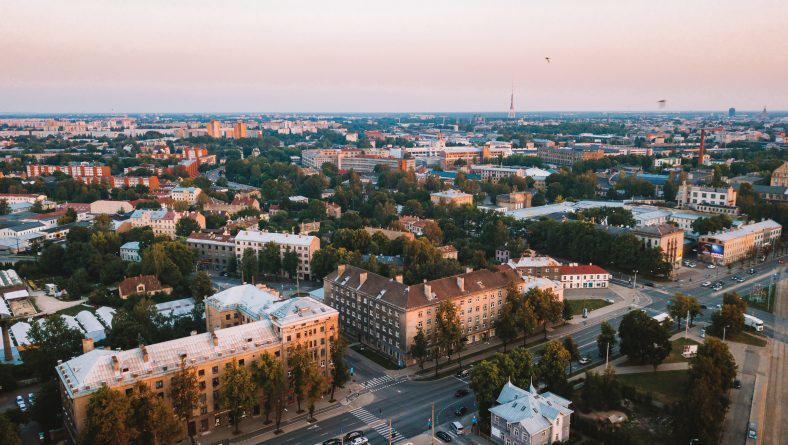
508, 83, 516, 118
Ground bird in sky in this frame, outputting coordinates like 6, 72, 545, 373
545, 57, 551, 64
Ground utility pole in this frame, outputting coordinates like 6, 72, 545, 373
633, 270, 638, 289
389, 418, 393, 445
605, 342, 610, 369
685, 309, 690, 339
432, 402, 435, 445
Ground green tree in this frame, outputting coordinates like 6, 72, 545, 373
668, 293, 702, 329
618, 310, 671, 370
529, 287, 564, 340
538, 339, 571, 392
252, 352, 287, 426
305, 366, 328, 421
282, 248, 298, 279
436, 299, 463, 369
469, 360, 506, 430
190, 271, 213, 301
241, 247, 258, 283
0, 199, 10, 216
493, 308, 518, 352
0, 414, 21, 445
80, 386, 137, 445
710, 304, 745, 337
562, 336, 581, 374
220, 360, 258, 434
505, 347, 536, 389
176, 217, 201, 237
169, 359, 200, 443
130, 382, 183, 445
288, 345, 312, 413
31, 380, 64, 431
329, 340, 350, 402
258, 242, 281, 277
597, 321, 617, 358
581, 368, 622, 411
58, 207, 77, 224
311, 246, 340, 279
411, 327, 429, 370
23, 315, 84, 380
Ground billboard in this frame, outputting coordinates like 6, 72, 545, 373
699, 242, 724, 258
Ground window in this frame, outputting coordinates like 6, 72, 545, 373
198, 369, 205, 376
212, 366, 219, 374
155, 380, 163, 389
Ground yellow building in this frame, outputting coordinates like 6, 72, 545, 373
206, 119, 221, 138
698, 219, 782, 265
57, 285, 338, 442
234, 121, 248, 139
430, 189, 474, 206
771, 161, 788, 187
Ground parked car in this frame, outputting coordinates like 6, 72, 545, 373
344, 431, 364, 441
701, 281, 712, 287
700, 328, 706, 338
436, 431, 453, 442
779, 259, 785, 264
643, 281, 655, 287
455, 369, 470, 378
455, 388, 469, 397
322, 439, 341, 445
579, 357, 591, 365
732, 379, 742, 389
747, 268, 755, 274
350, 438, 369, 445
689, 262, 697, 268
748, 422, 758, 440
28, 392, 35, 404
707, 264, 716, 269
605, 298, 614, 304
454, 406, 468, 416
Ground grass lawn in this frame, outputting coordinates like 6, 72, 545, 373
350, 344, 400, 370
664, 337, 700, 364
56, 303, 96, 317
708, 331, 768, 347
615, 369, 689, 404
566, 299, 612, 316
743, 288, 774, 313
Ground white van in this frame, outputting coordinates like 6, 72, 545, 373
451, 421, 464, 435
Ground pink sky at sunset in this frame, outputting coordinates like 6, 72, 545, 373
1, 0, 786, 112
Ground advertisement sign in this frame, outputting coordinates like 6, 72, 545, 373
699, 242, 724, 258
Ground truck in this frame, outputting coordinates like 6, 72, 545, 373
44, 283, 58, 296
744, 314, 764, 332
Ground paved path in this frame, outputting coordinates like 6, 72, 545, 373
762, 277, 787, 444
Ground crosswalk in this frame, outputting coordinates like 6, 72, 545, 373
360, 375, 402, 393
349, 408, 405, 443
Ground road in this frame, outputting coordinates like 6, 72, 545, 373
762, 277, 787, 444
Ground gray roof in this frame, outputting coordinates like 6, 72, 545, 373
490, 381, 573, 436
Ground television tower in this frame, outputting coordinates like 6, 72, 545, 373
507, 85, 516, 118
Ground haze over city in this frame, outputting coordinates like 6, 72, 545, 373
2, 0, 787, 113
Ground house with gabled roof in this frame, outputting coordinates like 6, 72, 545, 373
490, 380, 573, 445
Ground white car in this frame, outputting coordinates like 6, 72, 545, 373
707, 264, 716, 269
350, 438, 369, 445
579, 357, 591, 365
701, 281, 711, 287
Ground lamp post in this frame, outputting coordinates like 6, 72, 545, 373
723, 324, 730, 342
633, 270, 638, 289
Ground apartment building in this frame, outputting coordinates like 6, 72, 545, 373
57, 284, 338, 442
324, 265, 562, 366
771, 161, 788, 186
430, 189, 474, 206
170, 186, 203, 205
537, 146, 604, 167
559, 264, 611, 289
496, 191, 532, 211
469, 165, 525, 183
698, 219, 782, 265
505, 254, 562, 280
676, 181, 737, 210
129, 209, 206, 238
398, 216, 437, 236
490, 381, 573, 445
301, 149, 341, 169
203, 197, 260, 214
187, 231, 236, 271
234, 230, 320, 280
631, 224, 685, 273
26, 162, 111, 178
120, 241, 141, 262
0, 193, 47, 204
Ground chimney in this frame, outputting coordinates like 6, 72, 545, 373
465, 267, 473, 274
424, 284, 432, 300
212, 331, 219, 347
457, 276, 464, 292
359, 272, 368, 286
82, 338, 94, 354
394, 274, 403, 284
337, 264, 346, 275
111, 355, 120, 373
141, 344, 149, 363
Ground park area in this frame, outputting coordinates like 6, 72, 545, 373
565, 298, 612, 316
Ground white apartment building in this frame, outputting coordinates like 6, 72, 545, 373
234, 230, 320, 280
169, 186, 203, 205
677, 181, 737, 209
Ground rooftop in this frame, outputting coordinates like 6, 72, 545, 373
235, 230, 317, 247
700, 219, 781, 242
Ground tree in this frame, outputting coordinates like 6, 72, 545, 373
436, 299, 463, 368
176, 217, 201, 237
597, 321, 617, 358
190, 271, 213, 301
23, 315, 84, 380
668, 293, 702, 329
80, 386, 137, 445
130, 382, 183, 445
411, 327, 429, 370
674, 337, 737, 444
528, 287, 564, 340
252, 352, 287, 427
258, 242, 281, 277
505, 347, 536, 389
311, 247, 340, 279
562, 302, 573, 321
241, 247, 258, 283
421, 221, 444, 245
538, 340, 571, 392
220, 360, 257, 434
691, 214, 733, 235
0, 199, 9, 216
170, 359, 200, 443
469, 360, 506, 430
31, 380, 64, 431
0, 414, 21, 445
562, 336, 581, 374
282, 248, 299, 279
288, 345, 312, 413
305, 367, 329, 421
493, 309, 518, 352
58, 207, 77, 224
618, 310, 671, 370
581, 368, 622, 411
710, 303, 745, 337
329, 340, 350, 402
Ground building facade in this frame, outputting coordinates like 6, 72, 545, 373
120, 241, 141, 262
558, 264, 611, 289
129, 209, 206, 238
698, 219, 782, 265
537, 146, 604, 167
234, 230, 320, 280
771, 161, 788, 187
430, 190, 474, 206
187, 232, 236, 271
631, 224, 685, 273
677, 181, 737, 209
490, 381, 573, 445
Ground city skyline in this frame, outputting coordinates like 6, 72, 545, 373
2, 0, 787, 113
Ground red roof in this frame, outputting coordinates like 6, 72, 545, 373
559, 264, 608, 275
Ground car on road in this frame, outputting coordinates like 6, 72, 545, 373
350, 438, 369, 445
748, 421, 758, 440
38, 432, 45, 443
344, 431, 364, 441
436, 431, 453, 442
707, 264, 716, 269
700, 328, 706, 338
701, 281, 712, 287
732, 379, 741, 389
689, 262, 697, 268
605, 298, 614, 304
220, 271, 229, 277
579, 357, 591, 365
779, 259, 785, 264
454, 406, 468, 416
455, 369, 470, 378
455, 388, 469, 397
747, 268, 756, 274
643, 281, 655, 287
322, 439, 341, 445
735, 276, 745, 283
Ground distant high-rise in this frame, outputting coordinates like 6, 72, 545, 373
760, 106, 768, 120
507, 87, 516, 118
206, 119, 221, 138
728, 107, 736, 117
234, 121, 248, 139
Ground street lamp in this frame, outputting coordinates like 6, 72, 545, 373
723, 325, 730, 342
633, 270, 638, 289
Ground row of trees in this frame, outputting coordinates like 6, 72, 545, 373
239, 244, 300, 283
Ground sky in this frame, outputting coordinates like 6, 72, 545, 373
2, 0, 787, 113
